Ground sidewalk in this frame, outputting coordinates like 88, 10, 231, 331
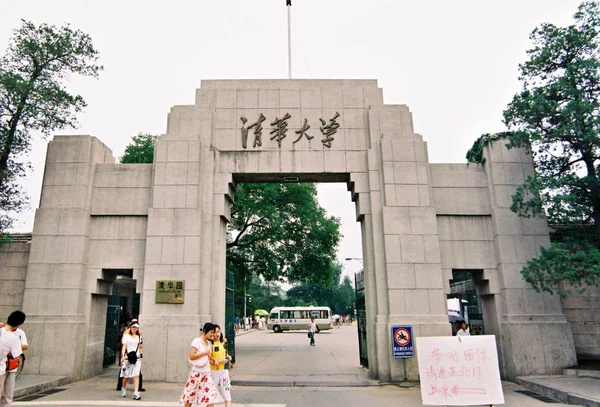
517, 371, 600, 407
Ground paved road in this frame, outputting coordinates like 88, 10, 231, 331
231, 325, 368, 385
12, 326, 568, 406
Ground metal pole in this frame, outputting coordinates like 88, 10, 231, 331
244, 287, 247, 319
287, 4, 292, 79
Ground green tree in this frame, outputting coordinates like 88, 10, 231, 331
500, 1, 600, 295
0, 20, 102, 231
285, 265, 356, 315
120, 133, 158, 163
228, 183, 342, 291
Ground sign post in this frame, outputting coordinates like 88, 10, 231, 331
391, 326, 414, 387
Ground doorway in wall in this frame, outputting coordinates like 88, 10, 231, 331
103, 269, 138, 367
447, 270, 485, 335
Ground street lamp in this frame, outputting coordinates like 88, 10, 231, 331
345, 257, 363, 264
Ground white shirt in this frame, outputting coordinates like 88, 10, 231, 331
14, 328, 27, 348
308, 321, 317, 333
189, 337, 210, 372
0, 327, 22, 374
122, 334, 141, 355
457, 329, 471, 337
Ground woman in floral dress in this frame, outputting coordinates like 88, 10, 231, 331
180, 323, 223, 407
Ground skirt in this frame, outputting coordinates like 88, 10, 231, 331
120, 360, 141, 378
179, 370, 224, 406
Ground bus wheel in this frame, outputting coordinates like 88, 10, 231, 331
273, 325, 282, 333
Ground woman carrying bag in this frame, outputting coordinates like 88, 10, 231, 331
120, 323, 142, 400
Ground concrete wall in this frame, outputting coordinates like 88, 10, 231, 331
0, 243, 29, 318
562, 288, 600, 360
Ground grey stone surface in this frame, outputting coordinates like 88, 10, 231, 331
0, 79, 590, 386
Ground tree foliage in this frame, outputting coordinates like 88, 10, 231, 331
502, 1, 600, 295
285, 272, 356, 315
120, 133, 158, 163
0, 20, 101, 231
228, 183, 342, 291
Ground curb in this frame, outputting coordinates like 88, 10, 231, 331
516, 377, 600, 407
231, 379, 376, 387
14, 376, 71, 399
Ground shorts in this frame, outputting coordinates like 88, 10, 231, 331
211, 369, 232, 401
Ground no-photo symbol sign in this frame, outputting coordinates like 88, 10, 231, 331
391, 326, 414, 358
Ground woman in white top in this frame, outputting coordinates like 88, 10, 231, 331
179, 323, 223, 407
456, 321, 471, 337
120, 323, 142, 400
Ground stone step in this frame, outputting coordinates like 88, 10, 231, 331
564, 368, 600, 380
14, 375, 71, 400
517, 375, 600, 407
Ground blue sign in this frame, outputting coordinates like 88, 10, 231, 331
391, 326, 414, 358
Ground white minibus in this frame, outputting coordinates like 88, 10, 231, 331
267, 306, 332, 333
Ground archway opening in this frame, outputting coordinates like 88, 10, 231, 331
224, 181, 366, 381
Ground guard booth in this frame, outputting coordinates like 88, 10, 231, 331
355, 270, 368, 368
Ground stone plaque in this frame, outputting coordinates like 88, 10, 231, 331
155, 280, 185, 304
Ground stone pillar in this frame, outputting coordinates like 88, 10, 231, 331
483, 140, 577, 379
22, 135, 114, 379
140, 105, 213, 382
368, 105, 449, 381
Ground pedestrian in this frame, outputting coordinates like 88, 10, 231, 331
120, 322, 143, 400
210, 325, 232, 407
244, 316, 249, 331
117, 318, 145, 392
180, 323, 223, 407
456, 320, 471, 337
308, 317, 317, 346
0, 310, 26, 407
234, 316, 240, 333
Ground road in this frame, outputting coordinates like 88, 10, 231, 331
13, 326, 567, 406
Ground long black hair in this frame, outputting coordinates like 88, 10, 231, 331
202, 322, 215, 335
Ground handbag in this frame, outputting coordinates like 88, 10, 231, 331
6, 355, 19, 371
126, 337, 140, 364
307, 332, 311, 338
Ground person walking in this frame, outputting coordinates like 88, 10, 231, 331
243, 316, 249, 331
117, 318, 145, 392
120, 322, 143, 400
180, 323, 223, 407
0, 311, 26, 407
210, 325, 232, 407
308, 317, 317, 346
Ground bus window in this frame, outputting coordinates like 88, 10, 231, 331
269, 312, 278, 320
280, 310, 292, 319
293, 310, 304, 319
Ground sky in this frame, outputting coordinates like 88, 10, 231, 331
0, 0, 584, 282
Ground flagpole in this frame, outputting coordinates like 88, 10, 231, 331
287, 0, 292, 79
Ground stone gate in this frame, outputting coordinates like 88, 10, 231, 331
9, 79, 578, 382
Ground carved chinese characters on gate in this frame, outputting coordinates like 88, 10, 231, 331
239, 112, 340, 149
240, 113, 266, 148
